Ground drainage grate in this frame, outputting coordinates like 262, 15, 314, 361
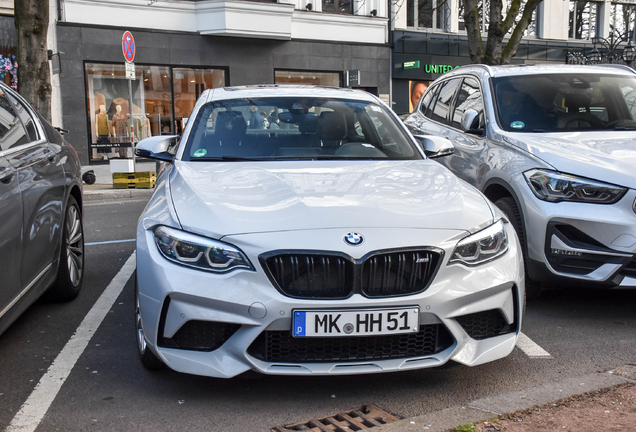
271, 404, 399, 432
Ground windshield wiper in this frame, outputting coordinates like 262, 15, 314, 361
193, 156, 266, 161
613, 126, 636, 130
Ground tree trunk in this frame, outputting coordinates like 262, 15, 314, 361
15, 0, 51, 122
463, 0, 542, 65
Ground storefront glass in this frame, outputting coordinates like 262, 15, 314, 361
173, 68, 226, 135
0, 16, 18, 89
275, 70, 341, 87
85, 63, 226, 162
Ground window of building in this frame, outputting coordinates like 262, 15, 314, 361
322, 0, 353, 14
275, 70, 341, 87
407, 0, 450, 29
85, 63, 226, 162
610, 3, 636, 41
569, 1, 600, 39
0, 16, 18, 89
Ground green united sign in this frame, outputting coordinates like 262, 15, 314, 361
402, 62, 461, 74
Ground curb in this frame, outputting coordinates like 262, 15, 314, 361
374, 365, 636, 432
83, 185, 154, 203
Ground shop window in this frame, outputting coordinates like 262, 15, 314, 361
569, 1, 600, 39
407, 0, 449, 29
172, 68, 226, 136
275, 70, 341, 87
322, 0, 353, 14
610, 3, 636, 41
85, 63, 225, 162
0, 16, 18, 89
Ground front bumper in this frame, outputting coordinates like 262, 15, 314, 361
136, 225, 524, 378
520, 186, 636, 287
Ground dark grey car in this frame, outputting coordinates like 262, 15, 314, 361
0, 82, 84, 336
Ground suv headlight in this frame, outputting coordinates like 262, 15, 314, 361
450, 220, 509, 266
153, 226, 253, 273
524, 169, 626, 204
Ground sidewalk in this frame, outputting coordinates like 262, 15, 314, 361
81, 160, 157, 203
375, 365, 636, 432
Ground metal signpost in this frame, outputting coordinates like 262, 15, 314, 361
122, 31, 136, 165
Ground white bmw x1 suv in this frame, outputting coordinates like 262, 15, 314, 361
405, 64, 636, 299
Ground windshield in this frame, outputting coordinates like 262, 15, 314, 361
492, 74, 636, 132
183, 97, 420, 161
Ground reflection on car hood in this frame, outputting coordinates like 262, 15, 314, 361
169, 160, 493, 238
503, 131, 636, 188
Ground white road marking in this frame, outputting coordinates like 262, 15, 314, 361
85, 239, 135, 246
6, 253, 136, 432
517, 332, 553, 358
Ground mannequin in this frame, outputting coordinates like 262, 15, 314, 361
95, 104, 111, 159
111, 104, 128, 157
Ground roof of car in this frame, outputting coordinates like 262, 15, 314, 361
203, 85, 380, 103
452, 63, 636, 79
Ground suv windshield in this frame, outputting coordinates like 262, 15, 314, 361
493, 74, 636, 132
183, 97, 420, 161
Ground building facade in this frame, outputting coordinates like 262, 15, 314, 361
390, 0, 636, 113
52, 0, 391, 165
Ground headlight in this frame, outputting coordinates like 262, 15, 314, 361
523, 169, 626, 204
450, 220, 509, 266
153, 226, 253, 273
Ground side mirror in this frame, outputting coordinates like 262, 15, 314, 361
413, 135, 454, 158
135, 135, 179, 162
461, 109, 484, 136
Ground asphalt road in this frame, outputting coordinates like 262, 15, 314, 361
1, 198, 635, 431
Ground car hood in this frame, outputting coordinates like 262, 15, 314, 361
169, 160, 494, 238
503, 131, 636, 188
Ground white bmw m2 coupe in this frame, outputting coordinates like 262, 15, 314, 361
134, 85, 524, 378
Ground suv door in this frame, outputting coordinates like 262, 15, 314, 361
0, 91, 25, 317
437, 76, 487, 185
2, 87, 66, 292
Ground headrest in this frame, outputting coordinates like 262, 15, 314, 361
317, 111, 347, 141
299, 114, 318, 134
216, 111, 247, 136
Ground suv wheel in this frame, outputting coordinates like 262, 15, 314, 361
495, 197, 542, 300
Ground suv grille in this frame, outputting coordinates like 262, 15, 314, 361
247, 324, 454, 363
262, 249, 442, 299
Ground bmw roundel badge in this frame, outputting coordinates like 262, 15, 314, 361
344, 232, 364, 246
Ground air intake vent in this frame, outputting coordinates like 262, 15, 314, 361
248, 324, 454, 363
160, 320, 240, 351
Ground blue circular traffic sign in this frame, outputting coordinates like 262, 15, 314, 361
122, 31, 135, 63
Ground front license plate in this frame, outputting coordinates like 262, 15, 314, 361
292, 307, 420, 337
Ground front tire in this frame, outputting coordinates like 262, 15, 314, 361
47, 195, 84, 301
495, 196, 542, 300
135, 278, 164, 370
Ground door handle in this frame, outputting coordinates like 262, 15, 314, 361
43, 148, 56, 162
0, 166, 13, 183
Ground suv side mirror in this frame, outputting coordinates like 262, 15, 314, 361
413, 135, 454, 158
135, 135, 179, 162
461, 109, 484, 136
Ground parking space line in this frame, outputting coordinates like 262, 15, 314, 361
85, 239, 135, 246
6, 253, 136, 432
517, 332, 552, 358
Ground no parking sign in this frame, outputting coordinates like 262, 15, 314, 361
122, 31, 135, 63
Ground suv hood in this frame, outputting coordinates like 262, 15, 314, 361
504, 131, 636, 189
169, 160, 493, 238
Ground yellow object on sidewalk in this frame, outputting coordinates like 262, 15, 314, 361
113, 171, 156, 189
